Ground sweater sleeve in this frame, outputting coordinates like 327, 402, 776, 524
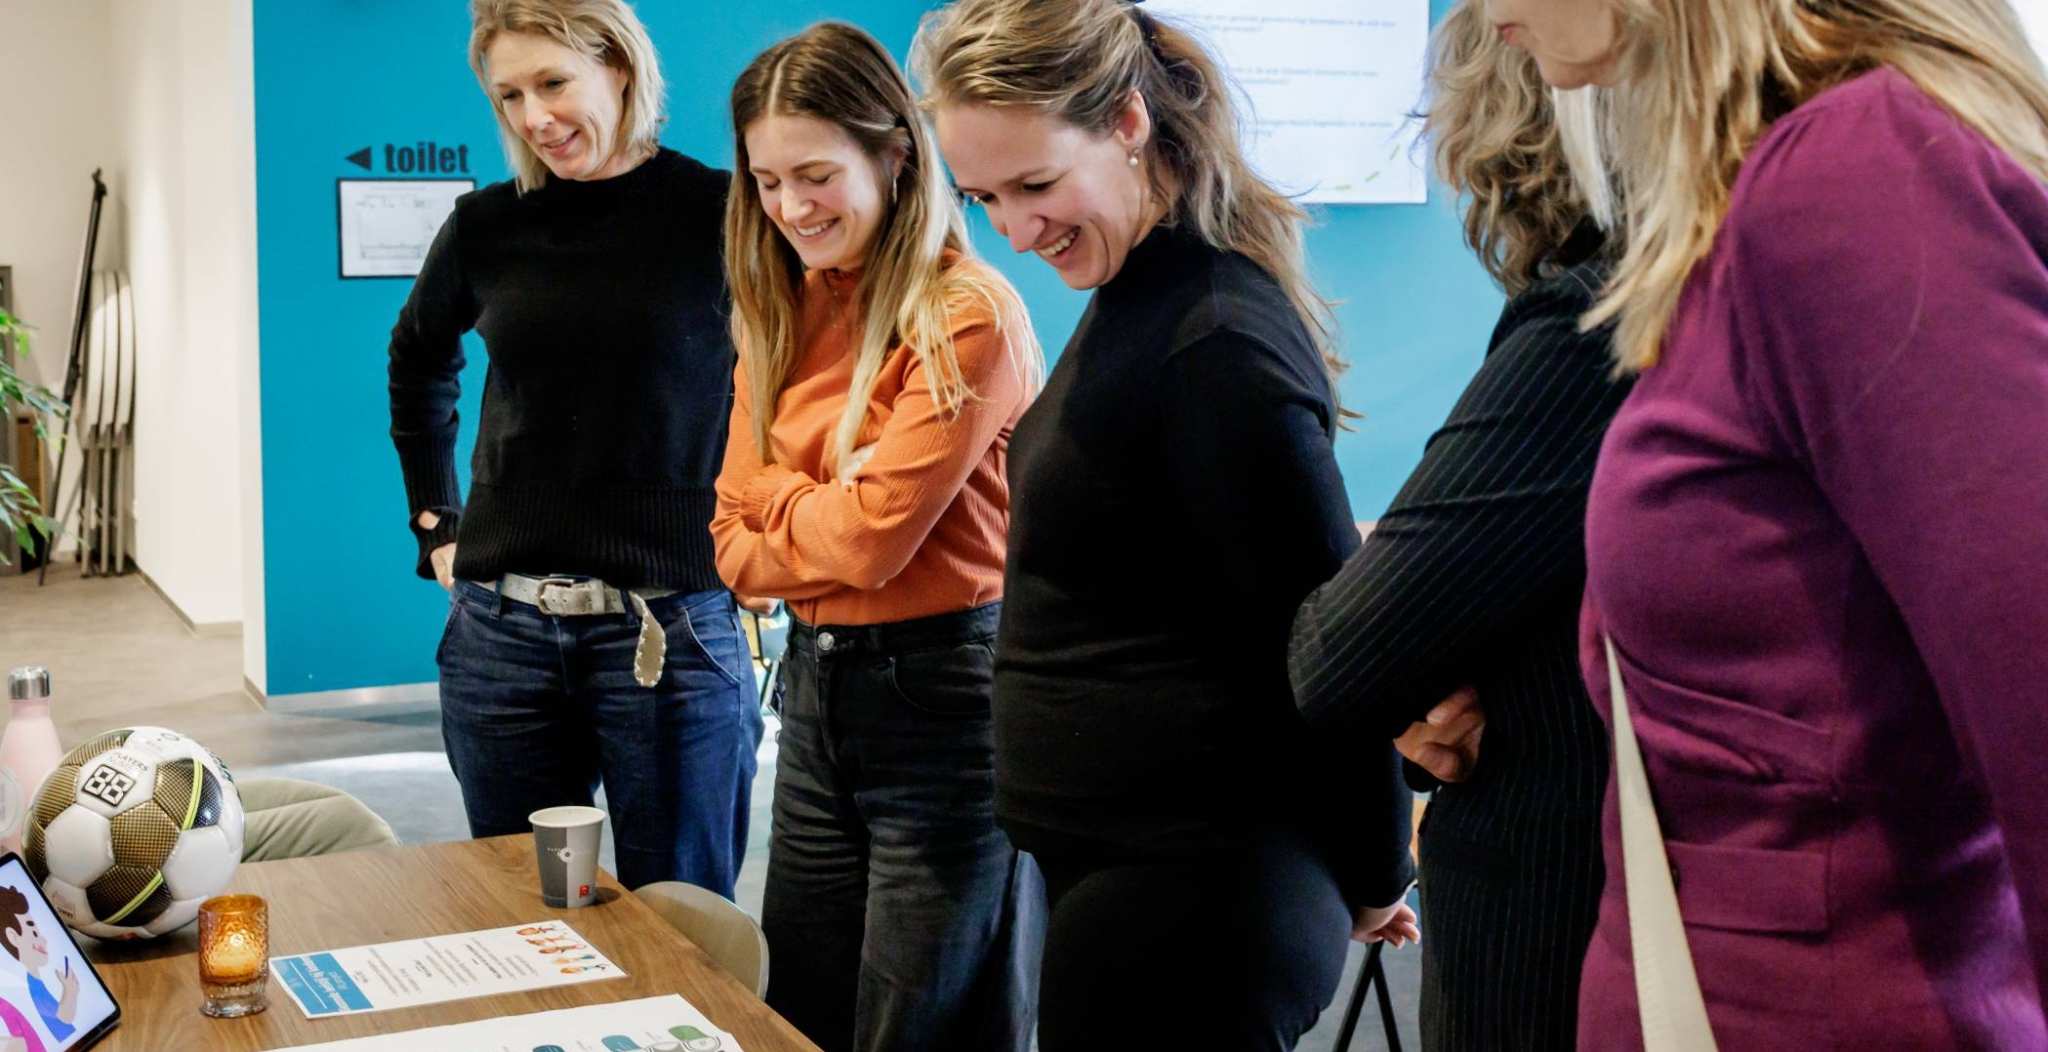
709, 361, 857, 601
1289, 283, 1630, 740
1157, 329, 1359, 647
1729, 89, 2048, 994
712, 308, 1028, 595
387, 204, 476, 579
1156, 329, 1414, 909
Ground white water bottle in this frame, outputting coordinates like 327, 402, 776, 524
1, 667, 65, 857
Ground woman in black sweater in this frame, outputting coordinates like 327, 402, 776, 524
387, 0, 761, 898
915, 2, 1416, 1048
1288, 6, 1629, 1048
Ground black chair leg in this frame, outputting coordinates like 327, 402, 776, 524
1332, 942, 1400, 1052
1372, 942, 1402, 1052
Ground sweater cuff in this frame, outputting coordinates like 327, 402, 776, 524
1401, 757, 1445, 794
395, 434, 463, 514
409, 507, 463, 580
1339, 854, 1418, 915
739, 463, 797, 533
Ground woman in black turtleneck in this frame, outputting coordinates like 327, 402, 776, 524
386, 0, 760, 899
916, 2, 1415, 1048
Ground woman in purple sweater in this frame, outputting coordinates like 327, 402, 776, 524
1480, 0, 2048, 1046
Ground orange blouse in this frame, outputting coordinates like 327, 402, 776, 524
710, 259, 1030, 627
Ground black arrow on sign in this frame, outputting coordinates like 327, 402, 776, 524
345, 147, 373, 171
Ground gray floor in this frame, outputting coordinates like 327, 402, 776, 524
0, 562, 1421, 1050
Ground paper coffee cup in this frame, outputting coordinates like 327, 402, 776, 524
529, 805, 605, 907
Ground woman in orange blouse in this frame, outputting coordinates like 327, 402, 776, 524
710, 22, 1044, 1052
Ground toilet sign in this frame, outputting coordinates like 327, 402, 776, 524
335, 140, 475, 278
343, 141, 473, 175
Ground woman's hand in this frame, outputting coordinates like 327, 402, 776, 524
429, 543, 458, 590
1396, 686, 1485, 783
837, 443, 879, 487
1351, 901, 1420, 948
417, 510, 457, 589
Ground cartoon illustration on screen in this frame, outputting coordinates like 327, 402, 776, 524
0, 889, 74, 1045
0, 991, 46, 1052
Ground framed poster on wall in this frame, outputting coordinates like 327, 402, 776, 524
335, 178, 473, 279
1147, 0, 1431, 204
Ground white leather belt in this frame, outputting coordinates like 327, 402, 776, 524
493, 574, 681, 688
495, 574, 676, 617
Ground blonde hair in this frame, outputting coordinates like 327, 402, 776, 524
1424, 0, 1608, 295
1594, 0, 2048, 371
912, 0, 1347, 397
726, 21, 1043, 475
468, 0, 666, 193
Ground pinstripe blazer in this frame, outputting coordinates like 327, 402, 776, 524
1289, 224, 1629, 1051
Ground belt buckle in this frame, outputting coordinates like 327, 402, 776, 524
534, 576, 589, 616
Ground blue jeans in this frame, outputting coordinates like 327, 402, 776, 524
763, 604, 1043, 1052
437, 579, 762, 897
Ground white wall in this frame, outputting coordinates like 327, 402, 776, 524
102, 0, 261, 637
0, 2, 114, 394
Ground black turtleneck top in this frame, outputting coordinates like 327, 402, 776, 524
994, 223, 1415, 910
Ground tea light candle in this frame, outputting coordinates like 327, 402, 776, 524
198, 894, 269, 986
207, 929, 265, 980
199, 894, 270, 1017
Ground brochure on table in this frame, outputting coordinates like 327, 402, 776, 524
273, 921, 624, 1018
271, 994, 741, 1051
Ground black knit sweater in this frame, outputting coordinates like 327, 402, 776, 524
994, 223, 1416, 911
387, 148, 734, 590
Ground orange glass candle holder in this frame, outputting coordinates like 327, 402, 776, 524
197, 894, 269, 1018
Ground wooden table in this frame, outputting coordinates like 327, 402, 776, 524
83, 836, 820, 1051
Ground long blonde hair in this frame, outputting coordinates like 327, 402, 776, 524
1424, 0, 1606, 295
468, 0, 667, 194
912, 0, 1347, 396
726, 21, 1042, 475
1594, 0, 2048, 371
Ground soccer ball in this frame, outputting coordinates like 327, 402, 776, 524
21, 727, 245, 939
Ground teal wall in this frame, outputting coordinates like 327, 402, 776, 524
252, 0, 1497, 695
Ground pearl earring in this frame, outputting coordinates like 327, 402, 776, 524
1128, 149, 1142, 168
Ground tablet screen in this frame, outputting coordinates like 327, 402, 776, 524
0, 855, 119, 1051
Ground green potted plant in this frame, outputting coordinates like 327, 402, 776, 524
0, 307, 65, 564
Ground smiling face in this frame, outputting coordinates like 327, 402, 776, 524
5, 917, 48, 971
486, 30, 636, 182
744, 112, 898, 272
1484, 0, 1623, 87
934, 98, 1157, 290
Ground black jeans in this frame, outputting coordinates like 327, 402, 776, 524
1034, 825, 1352, 1051
762, 604, 1042, 1052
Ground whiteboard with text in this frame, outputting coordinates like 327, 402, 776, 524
336, 178, 473, 279
1150, 1, 1430, 204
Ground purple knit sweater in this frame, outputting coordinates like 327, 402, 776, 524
1579, 68, 2048, 1048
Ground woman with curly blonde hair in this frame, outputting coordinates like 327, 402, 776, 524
1289, 3, 1627, 1047
1490, 0, 2048, 1045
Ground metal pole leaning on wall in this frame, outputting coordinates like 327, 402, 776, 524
39, 170, 106, 586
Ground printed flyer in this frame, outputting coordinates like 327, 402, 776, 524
273, 921, 625, 1018
271, 994, 741, 1051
